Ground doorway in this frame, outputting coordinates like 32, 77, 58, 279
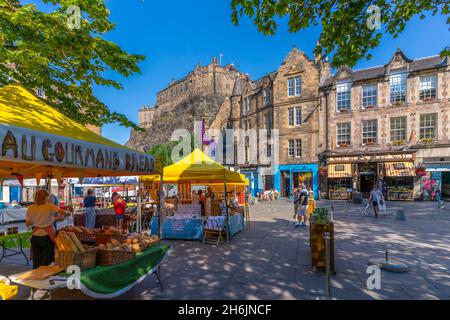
281, 171, 291, 197
359, 163, 377, 198
442, 172, 450, 201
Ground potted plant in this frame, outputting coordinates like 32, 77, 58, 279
392, 139, 406, 146
310, 208, 335, 272
319, 166, 328, 177
420, 138, 435, 144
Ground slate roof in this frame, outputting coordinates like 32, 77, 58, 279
322, 54, 447, 87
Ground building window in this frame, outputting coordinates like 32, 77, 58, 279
362, 120, 378, 145
264, 89, 271, 105
288, 107, 302, 127
336, 123, 351, 146
288, 108, 295, 126
390, 117, 407, 143
420, 113, 437, 141
266, 143, 272, 158
419, 75, 437, 102
336, 82, 351, 112
288, 76, 301, 97
390, 72, 407, 104
288, 140, 295, 158
362, 84, 377, 109
296, 108, 302, 126
296, 139, 302, 158
245, 145, 249, 163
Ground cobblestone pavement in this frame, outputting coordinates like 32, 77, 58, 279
2, 200, 450, 300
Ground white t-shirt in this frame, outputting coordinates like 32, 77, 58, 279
26, 204, 59, 236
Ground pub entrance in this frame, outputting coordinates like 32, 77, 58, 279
359, 163, 377, 198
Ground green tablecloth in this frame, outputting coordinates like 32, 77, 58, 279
64, 243, 170, 298
0, 232, 32, 249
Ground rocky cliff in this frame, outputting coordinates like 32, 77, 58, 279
126, 94, 227, 152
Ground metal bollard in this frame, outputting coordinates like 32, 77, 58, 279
324, 232, 331, 299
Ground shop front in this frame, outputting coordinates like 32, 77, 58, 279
384, 162, 415, 201
274, 164, 319, 200
327, 164, 353, 200
327, 152, 416, 199
423, 162, 450, 201
241, 168, 259, 197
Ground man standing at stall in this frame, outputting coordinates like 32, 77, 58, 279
83, 189, 97, 229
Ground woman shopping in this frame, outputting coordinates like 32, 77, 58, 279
114, 195, 127, 230
25, 189, 73, 269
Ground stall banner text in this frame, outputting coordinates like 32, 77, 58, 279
0, 124, 155, 174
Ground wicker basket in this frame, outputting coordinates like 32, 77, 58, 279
55, 246, 97, 271
94, 232, 114, 245
73, 231, 92, 242
96, 249, 136, 266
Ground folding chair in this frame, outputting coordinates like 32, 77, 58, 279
202, 218, 225, 246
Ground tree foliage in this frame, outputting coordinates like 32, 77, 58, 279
231, 0, 449, 67
0, 0, 145, 129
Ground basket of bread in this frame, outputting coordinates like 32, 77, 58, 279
94, 226, 127, 245
55, 231, 97, 271
59, 226, 94, 242
124, 234, 160, 253
96, 239, 136, 266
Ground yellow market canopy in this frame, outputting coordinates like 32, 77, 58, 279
142, 149, 246, 184
0, 84, 156, 179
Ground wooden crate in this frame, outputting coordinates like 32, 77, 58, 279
310, 222, 335, 272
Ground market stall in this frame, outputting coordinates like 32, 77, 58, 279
327, 164, 353, 200
1, 84, 164, 299
143, 149, 248, 244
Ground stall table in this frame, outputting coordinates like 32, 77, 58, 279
9, 243, 171, 299
0, 232, 31, 264
1, 208, 28, 225
151, 213, 244, 241
74, 209, 131, 228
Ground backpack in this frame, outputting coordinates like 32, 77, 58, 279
300, 190, 309, 205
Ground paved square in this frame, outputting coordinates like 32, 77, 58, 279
1, 200, 449, 300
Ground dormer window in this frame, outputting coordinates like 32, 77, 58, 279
419, 75, 437, 102
336, 82, 351, 112
390, 71, 407, 104
288, 76, 301, 97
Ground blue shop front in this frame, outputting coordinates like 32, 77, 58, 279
274, 164, 319, 200
241, 168, 261, 197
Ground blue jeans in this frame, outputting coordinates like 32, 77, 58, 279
85, 207, 96, 229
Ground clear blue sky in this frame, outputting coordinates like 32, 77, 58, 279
27, 0, 449, 144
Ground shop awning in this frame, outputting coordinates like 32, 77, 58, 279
0, 84, 156, 179
328, 164, 352, 178
385, 162, 415, 177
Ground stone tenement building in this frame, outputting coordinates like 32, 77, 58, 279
319, 49, 450, 201
197, 47, 330, 198
128, 47, 450, 201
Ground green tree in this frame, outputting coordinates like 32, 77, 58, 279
231, 0, 449, 67
0, 0, 144, 129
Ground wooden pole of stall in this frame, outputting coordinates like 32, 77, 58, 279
223, 176, 230, 246
158, 176, 164, 239
137, 185, 142, 234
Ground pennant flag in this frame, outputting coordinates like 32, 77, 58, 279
35, 172, 44, 187
17, 175, 24, 188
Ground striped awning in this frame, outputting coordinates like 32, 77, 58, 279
385, 162, 415, 177
328, 164, 352, 178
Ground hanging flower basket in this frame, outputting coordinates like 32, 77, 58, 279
415, 167, 427, 177
319, 167, 328, 177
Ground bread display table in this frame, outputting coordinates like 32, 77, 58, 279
9, 243, 171, 299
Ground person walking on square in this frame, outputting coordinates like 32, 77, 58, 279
296, 185, 309, 227
292, 188, 300, 225
368, 184, 385, 218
